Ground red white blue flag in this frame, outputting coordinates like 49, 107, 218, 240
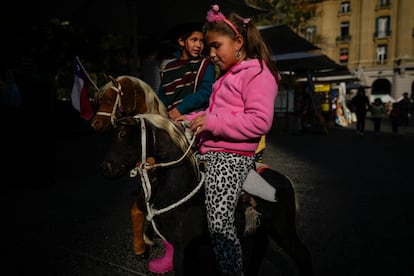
71, 56, 96, 120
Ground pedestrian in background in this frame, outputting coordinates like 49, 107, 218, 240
389, 102, 401, 136
350, 87, 371, 136
1, 69, 21, 110
411, 92, 414, 122
370, 98, 387, 135
398, 92, 412, 127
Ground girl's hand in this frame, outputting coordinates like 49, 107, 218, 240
174, 115, 188, 123
189, 114, 206, 135
173, 115, 189, 132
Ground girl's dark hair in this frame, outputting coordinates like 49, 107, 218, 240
203, 12, 280, 82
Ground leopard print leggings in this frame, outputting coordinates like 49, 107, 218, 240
199, 151, 255, 273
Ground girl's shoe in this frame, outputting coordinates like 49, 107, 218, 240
148, 240, 174, 273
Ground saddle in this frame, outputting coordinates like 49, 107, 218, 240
243, 163, 277, 202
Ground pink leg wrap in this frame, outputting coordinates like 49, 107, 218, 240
148, 239, 174, 274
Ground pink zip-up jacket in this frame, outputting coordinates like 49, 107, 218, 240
186, 59, 278, 155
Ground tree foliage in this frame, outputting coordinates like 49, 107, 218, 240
251, 0, 323, 32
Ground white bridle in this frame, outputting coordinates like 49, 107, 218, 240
95, 82, 123, 127
129, 115, 205, 241
95, 79, 137, 127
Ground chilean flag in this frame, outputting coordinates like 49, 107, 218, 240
71, 56, 95, 120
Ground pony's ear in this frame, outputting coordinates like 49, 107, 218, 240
108, 75, 118, 87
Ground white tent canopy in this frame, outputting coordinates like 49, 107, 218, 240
369, 94, 396, 103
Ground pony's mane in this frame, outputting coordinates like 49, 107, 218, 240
136, 113, 199, 177
125, 76, 168, 117
97, 75, 168, 117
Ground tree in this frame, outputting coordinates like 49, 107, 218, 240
250, 0, 323, 32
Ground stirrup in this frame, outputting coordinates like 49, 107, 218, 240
244, 206, 261, 236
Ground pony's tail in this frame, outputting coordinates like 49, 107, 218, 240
285, 174, 301, 223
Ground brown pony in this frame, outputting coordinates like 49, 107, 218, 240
91, 75, 167, 132
91, 75, 168, 258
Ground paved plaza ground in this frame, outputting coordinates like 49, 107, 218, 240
2, 109, 414, 275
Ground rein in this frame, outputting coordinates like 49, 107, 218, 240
95, 78, 137, 127
129, 115, 205, 241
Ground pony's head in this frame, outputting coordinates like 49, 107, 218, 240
91, 76, 167, 132
100, 114, 198, 180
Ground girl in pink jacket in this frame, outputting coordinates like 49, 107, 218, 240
176, 4, 280, 275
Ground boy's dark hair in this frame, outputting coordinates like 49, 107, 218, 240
169, 22, 204, 41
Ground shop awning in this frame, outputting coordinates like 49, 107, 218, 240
259, 25, 320, 55
273, 52, 348, 72
345, 82, 371, 90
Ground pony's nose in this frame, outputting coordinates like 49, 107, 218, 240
100, 160, 127, 178
91, 119, 102, 130
100, 160, 114, 177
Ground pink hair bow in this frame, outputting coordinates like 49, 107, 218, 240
206, 4, 239, 35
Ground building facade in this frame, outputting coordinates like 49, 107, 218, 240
302, 0, 414, 100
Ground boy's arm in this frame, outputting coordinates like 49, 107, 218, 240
176, 63, 215, 114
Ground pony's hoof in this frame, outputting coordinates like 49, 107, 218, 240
135, 246, 150, 259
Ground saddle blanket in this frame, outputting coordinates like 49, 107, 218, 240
242, 163, 277, 202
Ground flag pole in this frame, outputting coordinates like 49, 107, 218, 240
75, 56, 99, 91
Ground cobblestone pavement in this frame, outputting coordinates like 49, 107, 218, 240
2, 113, 414, 276
263, 118, 414, 276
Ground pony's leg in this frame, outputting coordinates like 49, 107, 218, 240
259, 197, 313, 276
241, 227, 269, 276
256, 168, 313, 276
267, 223, 313, 276
131, 201, 149, 258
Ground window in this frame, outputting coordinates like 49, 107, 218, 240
377, 45, 387, 64
305, 26, 316, 43
340, 22, 350, 39
376, 16, 391, 38
339, 48, 349, 63
340, 1, 350, 13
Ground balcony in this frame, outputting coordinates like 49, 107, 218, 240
374, 31, 391, 40
336, 35, 352, 43
376, 0, 391, 11
337, 10, 351, 17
